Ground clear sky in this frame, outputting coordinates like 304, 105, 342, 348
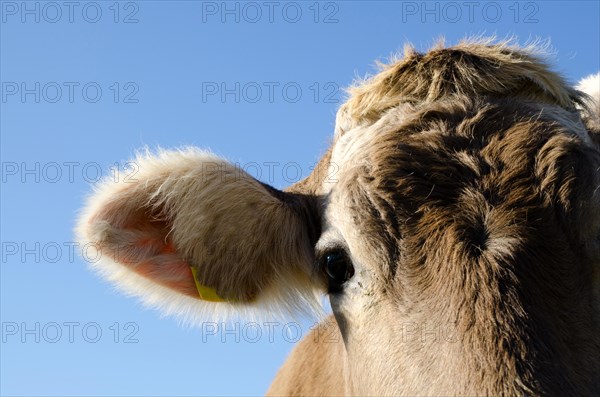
1, 1, 599, 396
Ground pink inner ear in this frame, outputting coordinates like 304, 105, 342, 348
132, 257, 199, 298
95, 205, 200, 298
126, 238, 199, 298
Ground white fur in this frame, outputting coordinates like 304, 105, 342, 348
576, 72, 600, 126
577, 73, 600, 105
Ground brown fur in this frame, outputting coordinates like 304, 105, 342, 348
335, 40, 583, 135
267, 316, 347, 396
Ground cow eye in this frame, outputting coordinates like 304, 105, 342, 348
320, 249, 354, 293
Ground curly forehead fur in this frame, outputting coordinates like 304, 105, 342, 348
334, 39, 589, 135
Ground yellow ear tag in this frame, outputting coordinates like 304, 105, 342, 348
190, 267, 226, 302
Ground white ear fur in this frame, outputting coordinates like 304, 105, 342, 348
577, 73, 600, 106
576, 72, 600, 132
76, 148, 323, 325
577, 74, 600, 308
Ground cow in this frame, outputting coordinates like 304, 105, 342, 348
77, 39, 600, 396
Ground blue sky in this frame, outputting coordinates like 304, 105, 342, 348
1, 1, 599, 396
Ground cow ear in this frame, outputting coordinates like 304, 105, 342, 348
76, 149, 323, 322
576, 72, 600, 144
576, 74, 600, 303
576, 72, 600, 242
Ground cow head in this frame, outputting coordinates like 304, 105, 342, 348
77, 40, 600, 395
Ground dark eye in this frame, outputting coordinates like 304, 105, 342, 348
320, 249, 354, 293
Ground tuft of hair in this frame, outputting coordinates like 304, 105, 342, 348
335, 37, 582, 136
76, 148, 324, 327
